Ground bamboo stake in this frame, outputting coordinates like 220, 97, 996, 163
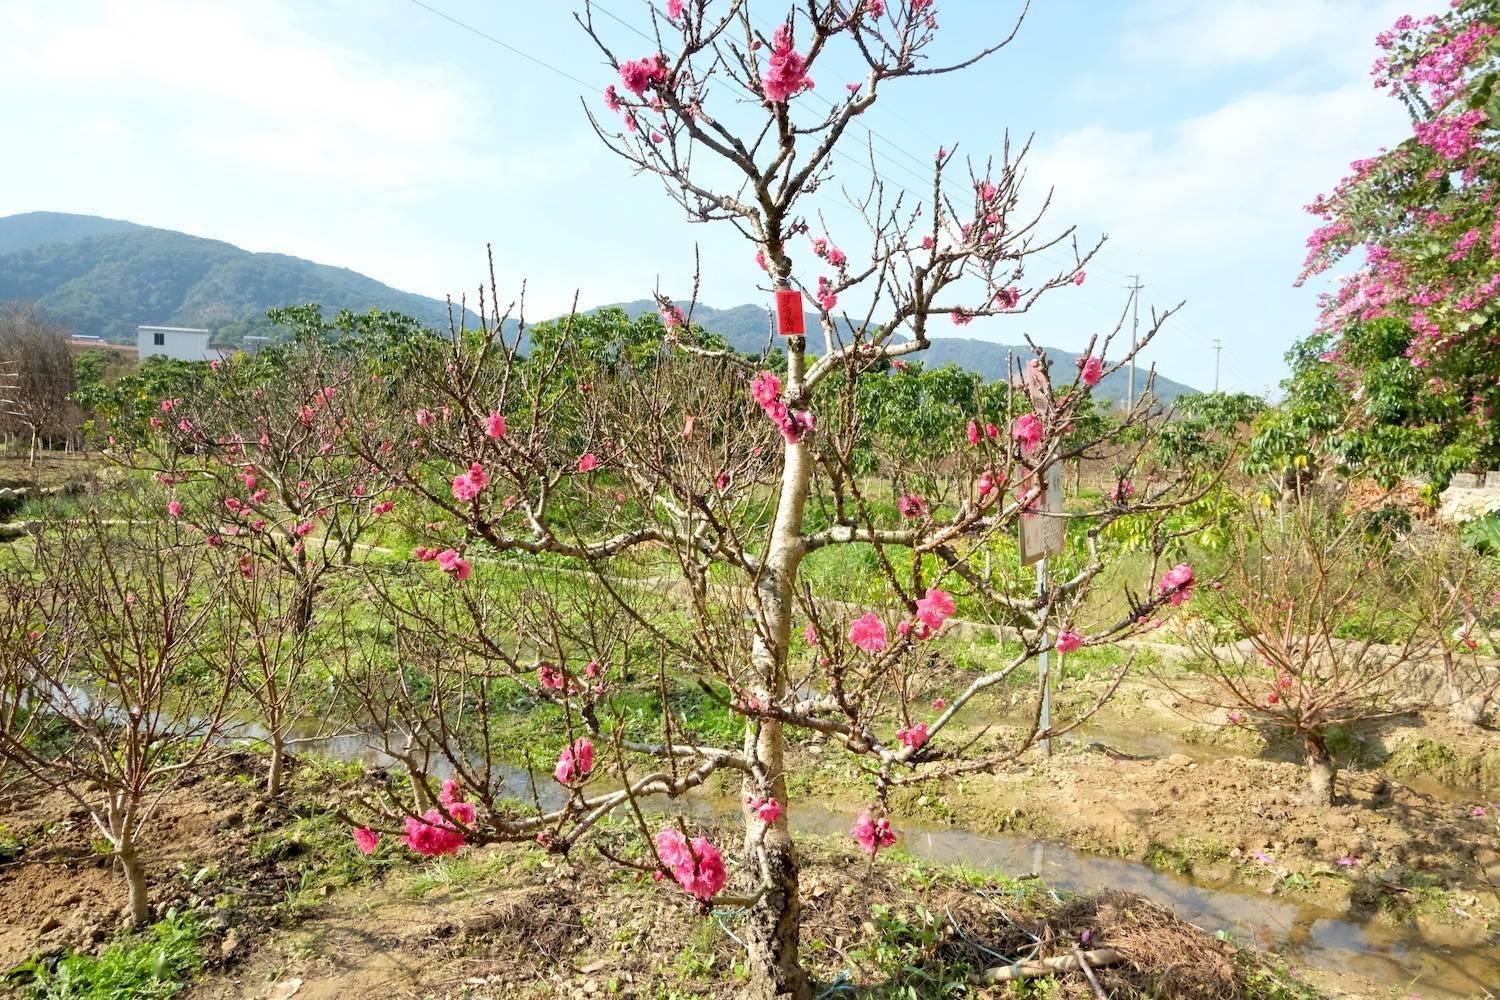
971, 948, 1122, 984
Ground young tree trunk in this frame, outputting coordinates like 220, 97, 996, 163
743, 719, 808, 1000
741, 342, 812, 1000
399, 739, 434, 812
117, 841, 150, 927
291, 579, 315, 635
1303, 730, 1336, 806
267, 732, 285, 799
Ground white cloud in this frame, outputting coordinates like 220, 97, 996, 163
1121, 0, 1408, 75
1032, 83, 1403, 260
0, 0, 490, 193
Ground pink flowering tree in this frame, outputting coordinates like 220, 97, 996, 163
1169, 501, 1440, 804
1293, 1, 1500, 483
0, 513, 238, 926
337, 4, 1204, 996
131, 327, 396, 632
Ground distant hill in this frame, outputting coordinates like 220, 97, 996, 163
0, 211, 145, 256
0, 211, 452, 343
0, 214, 1195, 399
600, 299, 1196, 403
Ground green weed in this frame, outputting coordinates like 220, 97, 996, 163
8, 911, 201, 1000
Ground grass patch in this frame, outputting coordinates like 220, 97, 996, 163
7, 911, 201, 1000
249, 809, 394, 915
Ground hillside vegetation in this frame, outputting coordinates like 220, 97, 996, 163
0, 213, 1196, 400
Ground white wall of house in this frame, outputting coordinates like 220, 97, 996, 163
137, 326, 216, 362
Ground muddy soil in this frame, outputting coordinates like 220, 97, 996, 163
0, 757, 1314, 1000
0, 773, 252, 969
184, 837, 1276, 1000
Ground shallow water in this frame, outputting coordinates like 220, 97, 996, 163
258, 725, 1498, 999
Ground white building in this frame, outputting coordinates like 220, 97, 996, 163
137, 325, 216, 362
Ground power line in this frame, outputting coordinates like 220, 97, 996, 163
403, 0, 600, 91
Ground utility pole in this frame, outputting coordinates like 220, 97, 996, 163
1212, 338, 1223, 392
1125, 275, 1144, 408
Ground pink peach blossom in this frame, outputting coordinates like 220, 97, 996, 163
848, 613, 888, 654
851, 812, 896, 856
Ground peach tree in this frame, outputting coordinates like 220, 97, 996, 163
338, 3, 1203, 996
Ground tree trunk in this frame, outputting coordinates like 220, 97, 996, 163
118, 842, 150, 927
401, 745, 434, 812
1303, 731, 1336, 806
291, 580, 315, 634
267, 734, 285, 799
740, 337, 812, 1000
743, 819, 807, 1000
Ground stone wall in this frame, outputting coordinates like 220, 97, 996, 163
1438, 470, 1500, 524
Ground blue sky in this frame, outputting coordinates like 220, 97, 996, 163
0, 0, 1413, 394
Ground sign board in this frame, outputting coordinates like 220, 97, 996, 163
774, 289, 805, 336
1019, 462, 1065, 566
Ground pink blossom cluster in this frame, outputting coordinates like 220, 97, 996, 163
619, 54, 666, 97
1413, 109, 1487, 161
810, 236, 846, 268
660, 302, 686, 329
816, 275, 838, 311
1159, 563, 1195, 606
762, 24, 813, 103
745, 796, 783, 824
1078, 356, 1103, 387
896, 493, 929, 519
451, 462, 490, 502
400, 780, 477, 857
1055, 630, 1084, 654
895, 722, 928, 749
847, 613, 888, 654
414, 545, 472, 581
554, 738, 594, 784
1012, 413, 1044, 453
749, 371, 815, 444
851, 812, 896, 856
655, 828, 727, 900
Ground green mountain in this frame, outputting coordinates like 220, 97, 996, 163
601, 299, 1196, 403
0, 211, 146, 256
0, 211, 452, 343
0, 213, 1196, 400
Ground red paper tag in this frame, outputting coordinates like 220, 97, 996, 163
775, 289, 805, 337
